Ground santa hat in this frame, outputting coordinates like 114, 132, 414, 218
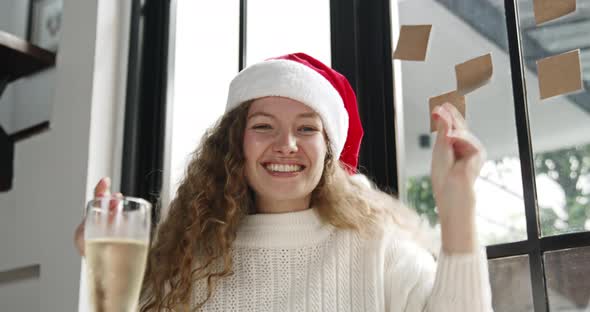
225, 53, 363, 174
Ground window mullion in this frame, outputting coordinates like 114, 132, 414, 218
239, 0, 247, 71
503, 0, 548, 310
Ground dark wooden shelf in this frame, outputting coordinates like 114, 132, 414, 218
0, 30, 56, 83
0, 31, 56, 192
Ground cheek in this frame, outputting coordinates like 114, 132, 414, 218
305, 139, 328, 170
244, 132, 257, 160
242, 133, 254, 160
307, 141, 327, 189
243, 132, 263, 161
242, 133, 258, 185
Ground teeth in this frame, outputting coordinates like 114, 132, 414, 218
265, 164, 303, 173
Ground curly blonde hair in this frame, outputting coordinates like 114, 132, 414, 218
139, 101, 432, 311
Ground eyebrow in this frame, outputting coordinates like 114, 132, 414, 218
297, 112, 320, 119
247, 112, 320, 120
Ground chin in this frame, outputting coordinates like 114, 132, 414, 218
264, 187, 310, 201
246, 170, 320, 203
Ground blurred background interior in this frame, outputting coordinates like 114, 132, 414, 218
0, 0, 588, 311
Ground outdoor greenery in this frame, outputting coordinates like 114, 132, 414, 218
535, 144, 590, 235
406, 143, 590, 237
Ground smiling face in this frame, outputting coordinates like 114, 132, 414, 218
243, 97, 328, 210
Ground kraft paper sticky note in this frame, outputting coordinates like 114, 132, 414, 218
393, 25, 432, 61
537, 49, 583, 100
534, 0, 576, 25
455, 53, 493, 96
429, 91, 466, 132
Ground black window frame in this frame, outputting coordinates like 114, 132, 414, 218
126, 0, 590, 310
121, 0, 171, 228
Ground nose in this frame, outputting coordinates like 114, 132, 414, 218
272, 130, 298, 155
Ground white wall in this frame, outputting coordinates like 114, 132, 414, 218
0, 273, 40, 312
0, 0, 130, 310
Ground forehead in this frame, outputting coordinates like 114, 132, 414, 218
248, 96, 318, 116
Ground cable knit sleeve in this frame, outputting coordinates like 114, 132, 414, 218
384, 239, 494, 312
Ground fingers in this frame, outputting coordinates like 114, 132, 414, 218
442, 102, 468, 131
74, 221, 85, 256
108, 192, 124, 224
93, 177, 122, 211
432, 105, 452, 137
448, 129, 486, 160
109, 192, 123, 209
76, 177, 118, 257
94, 177, 121, 216
94, 177, 111, 198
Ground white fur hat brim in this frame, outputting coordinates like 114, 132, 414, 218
225, 59, 348, 159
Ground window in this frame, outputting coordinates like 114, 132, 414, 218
246, 0, 331, 66
544, 246, 590, 310
162, 0, 331, 212
162, 0, 240, 213
516, 0, 590, 237
393, 0, 527, 246
488, 255, 534, 311
391, 0, 590, 310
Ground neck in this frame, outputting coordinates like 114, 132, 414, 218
254, 195, 311, 214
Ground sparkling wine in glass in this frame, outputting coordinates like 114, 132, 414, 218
84, 196, 151, 312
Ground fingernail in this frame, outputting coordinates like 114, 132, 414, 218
104, 177, 111, 187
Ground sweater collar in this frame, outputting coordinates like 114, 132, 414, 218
234, 208, 335, 249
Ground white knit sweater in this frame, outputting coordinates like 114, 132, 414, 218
190, 208, 493, 311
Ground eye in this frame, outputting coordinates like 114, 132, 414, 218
252, 124, 272, 130
298, 125, 319, 133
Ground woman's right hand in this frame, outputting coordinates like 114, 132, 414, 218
73, 177, 122, 257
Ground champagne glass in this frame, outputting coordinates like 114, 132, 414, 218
84, 195, 152, 312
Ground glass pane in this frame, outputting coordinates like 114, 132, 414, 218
516, 0, 590, 236
488, 255, 534, 312
544, 246, 590, 311
246, 0, 331, 65
391, 0, 527, 245
164, 1, 240, 214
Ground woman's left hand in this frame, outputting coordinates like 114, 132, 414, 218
431, 102, 487, 253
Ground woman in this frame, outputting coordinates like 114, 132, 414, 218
75, 53, 492, 311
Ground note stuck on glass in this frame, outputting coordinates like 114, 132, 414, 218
455, 53, 493, 96
537, 49, 583, 100
393, 25, 432, 61
429, 90, 466, 132
533, 0, 576, 25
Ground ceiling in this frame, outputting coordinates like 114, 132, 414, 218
395, 0, 590, 177
435, 0, 590, 113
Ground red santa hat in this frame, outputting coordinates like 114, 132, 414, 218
225, 52, 363, 174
